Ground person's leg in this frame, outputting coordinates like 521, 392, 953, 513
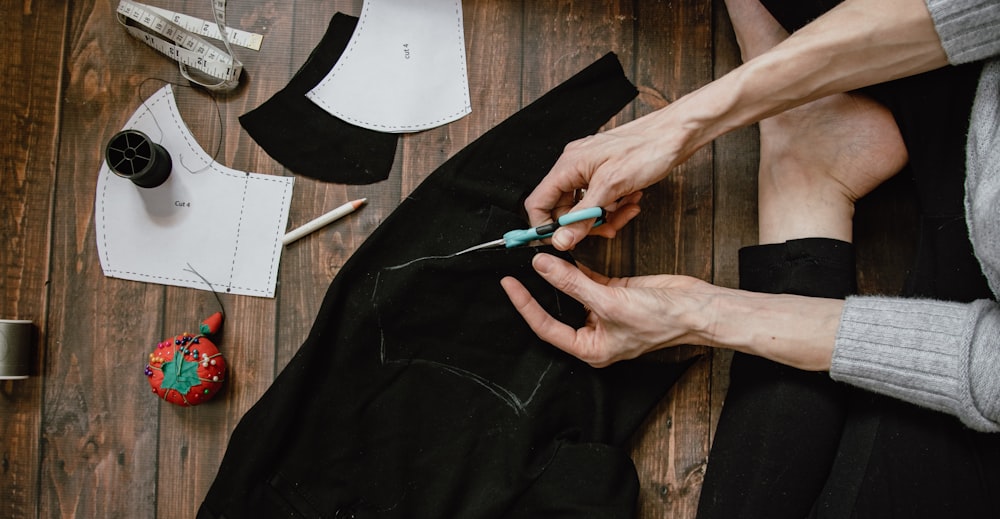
703, 3, 1000, 518
697, 2, 908, 518
724, 0, 908, 244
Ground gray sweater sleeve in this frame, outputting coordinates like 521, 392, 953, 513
832, 296, 1000, 432
925, 0, 1000, 63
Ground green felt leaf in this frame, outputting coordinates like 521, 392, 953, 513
160, 357, 202, 394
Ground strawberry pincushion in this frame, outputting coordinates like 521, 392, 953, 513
145, 312, 227, 406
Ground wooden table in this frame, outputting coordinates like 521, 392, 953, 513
1, 1, 915, 517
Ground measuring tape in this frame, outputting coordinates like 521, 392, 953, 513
115, 0, 264, 92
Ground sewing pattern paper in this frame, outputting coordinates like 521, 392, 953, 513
305, 0, 471, 133
96, 85, 293, 298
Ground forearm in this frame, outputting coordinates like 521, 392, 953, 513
695, 286, 844, 371
650, 0, 949, 159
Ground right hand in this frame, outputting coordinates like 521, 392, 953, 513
526, 109, 695, 250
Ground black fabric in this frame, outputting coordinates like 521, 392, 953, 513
239, 13, 398, 185
697, 239, 857, 519
699, 238, 1000, 519
201, 53, 693, 519
810, 393, 1000, 518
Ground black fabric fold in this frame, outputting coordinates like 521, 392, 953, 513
698, 238, 856, 519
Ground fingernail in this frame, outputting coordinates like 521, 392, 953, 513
552, 230, 572, 250
533, 254, 554, 274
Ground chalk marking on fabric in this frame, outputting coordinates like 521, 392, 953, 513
380, 358, 528, 415
371, 271, 381, 303
371, 265, 550, 416
383, 253, 461, 271
521, 359, 553, 410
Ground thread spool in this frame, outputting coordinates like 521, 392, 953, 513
105, 129, 172, 188
0, 320, 35, 380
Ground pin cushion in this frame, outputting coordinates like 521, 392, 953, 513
145, 312, 227, 406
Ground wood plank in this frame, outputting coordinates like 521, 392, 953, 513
522, 3, 640, 275
518, 5, 638, 275
151, 1, 300, 516
271, 0, 380, 372
854, 174, 919, 295
396, 0, 525, 198
629, 1, 715, 517
0, 2, 69, 518
709, 0, 759, 443
39, 1, 176, 516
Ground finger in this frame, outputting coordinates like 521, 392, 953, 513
524, 142, 594, 227
531, 253, 606, 312
549, 181, 628, 250
590, 202, 640, 239
603, 190, 643, 213
575, 261, 612, 286
524, 184, 572, 227
500, 276, 579, 350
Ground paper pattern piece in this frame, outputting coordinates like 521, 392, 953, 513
96, 85, 293, 298
305, 0, 471, 133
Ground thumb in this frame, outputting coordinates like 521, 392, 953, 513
532, 254, 602, 309
550, 188, 614, 250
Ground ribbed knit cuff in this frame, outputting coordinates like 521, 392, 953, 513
832, 296, 999, 431
924, 0, 1000, 64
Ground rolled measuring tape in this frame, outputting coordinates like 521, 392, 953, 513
115, 0, 264, 92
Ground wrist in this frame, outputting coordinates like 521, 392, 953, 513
699, 287, 842, 371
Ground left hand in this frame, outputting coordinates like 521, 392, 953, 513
500, 253, 715, 367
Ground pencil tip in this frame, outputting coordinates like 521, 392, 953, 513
353, 198, 367, 209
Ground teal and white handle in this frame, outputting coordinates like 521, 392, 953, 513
502, 207, 606, 247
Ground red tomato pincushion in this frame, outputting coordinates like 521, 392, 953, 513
145, 312, 227, 406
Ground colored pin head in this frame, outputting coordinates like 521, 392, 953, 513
145, 312, 227, 406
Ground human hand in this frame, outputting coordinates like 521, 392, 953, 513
526, 112, 695, 250
500, 253, 714, 367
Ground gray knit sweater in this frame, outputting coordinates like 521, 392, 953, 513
831, 0, 1000, 432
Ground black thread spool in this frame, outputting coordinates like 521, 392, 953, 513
105, 129, 172, 188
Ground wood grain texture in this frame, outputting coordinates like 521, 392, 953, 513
40, 1, 167, 516
154, 0, 288, 513
709, 0, 759, 440
0, 1, 921, 518
627, 2, 716, 517
1, 1, 68, 518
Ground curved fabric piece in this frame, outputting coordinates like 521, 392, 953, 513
199, 53, 694, 519
96, 84, 293, 298
240, 14, 399, 185
305, 0, 471, 133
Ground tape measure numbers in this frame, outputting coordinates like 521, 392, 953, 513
115, 0, 264, 92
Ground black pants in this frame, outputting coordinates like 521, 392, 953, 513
697, 2, 999, 517
199, 53, 692, 519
